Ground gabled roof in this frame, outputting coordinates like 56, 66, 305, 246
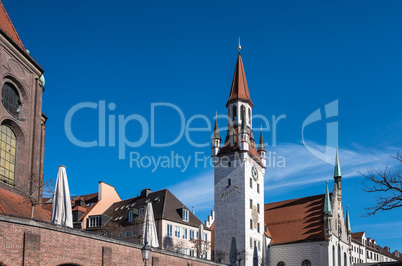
0, 187, 51, 222
226, 53, 253, 107
265, 194, 326, 245
103, 189, 206, 229
0, 0, 24, 50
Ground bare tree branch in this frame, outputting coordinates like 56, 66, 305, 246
360, 151, 402, 216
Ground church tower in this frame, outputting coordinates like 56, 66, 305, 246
212, 44, 266, 265
0, 1, 47, 203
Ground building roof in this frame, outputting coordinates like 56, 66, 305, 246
103, 189, 206, 229
0, 187, 51, 222
0, 0, 24, 50
264, 194, 326, 245
226, 53, 253, 107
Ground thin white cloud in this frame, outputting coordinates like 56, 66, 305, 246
169, 170, 214, 214
169, 142, 398, 220
266, 143, 398, 192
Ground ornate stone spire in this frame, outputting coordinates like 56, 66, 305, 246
258, 129, 266, 152
346, 206, 352, 234
212, 116, 221, 140
334, 147, 342, 190
324, 181, 332, 216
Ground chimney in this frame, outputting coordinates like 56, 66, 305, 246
140, 188, 151, 198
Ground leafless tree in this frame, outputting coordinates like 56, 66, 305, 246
237, 250, 246, 266
190, 238, 211, 259
172, 239, 188, 254
17, 174, 53, 219
360, 151, 402, 215
213, 250, 227, 263
98, 221, 123, 238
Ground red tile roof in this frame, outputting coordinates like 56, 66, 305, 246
265, 194, 325, 245
0, 187, 51, 222
0, 0, 24, 50
226, 53, 253, 107
218, 126, 261, 163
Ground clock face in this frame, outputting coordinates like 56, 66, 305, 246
251, 166, 258, 181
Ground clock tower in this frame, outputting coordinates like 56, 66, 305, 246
212, 45, 266, 265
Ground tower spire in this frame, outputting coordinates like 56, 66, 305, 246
238, 37, 241, 52
324, 181, 332, 216
226, 46, 253, 108
258, 129, 266, 152
334, 147, 342, 190
346, 206, 352, 234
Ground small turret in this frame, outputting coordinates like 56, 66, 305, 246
334, 147, 342, 197
324, 181, 332, 216
211, 118, 221, 156
257, 130, 266, 167
346, 206, 352, 235
239, 109, 249, 151
324, 181, 333, 240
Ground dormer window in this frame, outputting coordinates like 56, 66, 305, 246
182, 209, 189, 222
128, 210, 134, 222
138, 208, 144, 219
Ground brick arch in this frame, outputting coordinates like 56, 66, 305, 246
2, 74, 28, 102
0, 119, 26, 146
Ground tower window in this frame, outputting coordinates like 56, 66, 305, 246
227, 179, 231, 187
278, 262, 285, 266
2, 83, 21, 118
0, 126, 16, 186
257, 183, 260, 193
241, 105, 246, 121
250, 199, 253, 209
232, 105, 237, 121
257, 203, 260, 213
250, 219, 253, 229
250, 178, 252, 188
257, 223, 260, 233
302, 260, 311, 266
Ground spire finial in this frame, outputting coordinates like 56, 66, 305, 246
215, 110, 217, 118
238, 37, 241, 52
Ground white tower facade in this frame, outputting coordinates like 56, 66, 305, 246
213, 49, 266, 265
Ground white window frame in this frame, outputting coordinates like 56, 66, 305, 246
167, 224, 173, 237
182, 209, 189, 222
175, 226, 181, 238
182, 228, 188, 239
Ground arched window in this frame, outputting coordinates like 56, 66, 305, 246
241, 105, 246, 121
302, 260, 311, 266
338, 244, 341, 266
232, 105, 237, 121
277, 262, 285, 266
1, 83, 21, 118
333, 246, 336, 266
248, 108, 251, 123
0, 125, 16, 186
344, 252, 347, 266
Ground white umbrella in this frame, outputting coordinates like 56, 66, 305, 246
51, 166, 73, 227
142, 202, 159, 248
198, 223, 205, 258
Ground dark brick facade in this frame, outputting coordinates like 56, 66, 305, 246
0, 29, 46, 203
0, 216, 222, 266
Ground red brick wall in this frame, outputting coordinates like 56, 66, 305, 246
0, 216, 222, 266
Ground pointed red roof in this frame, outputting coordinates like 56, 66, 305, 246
226, 53, 253, 107
0, 0, 25, 50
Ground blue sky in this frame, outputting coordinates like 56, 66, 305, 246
4, 0, 402, 251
